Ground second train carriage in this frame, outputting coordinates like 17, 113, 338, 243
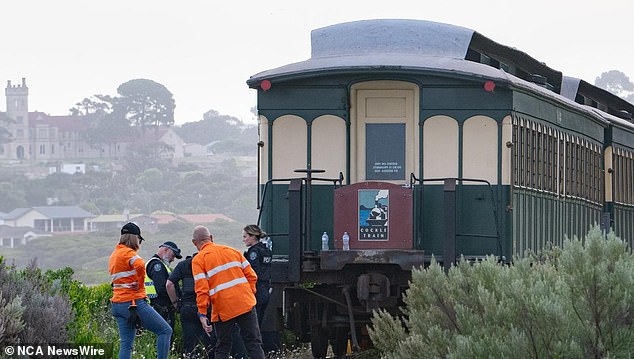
246, 19, 634, 357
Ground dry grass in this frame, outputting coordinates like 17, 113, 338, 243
266, 344, 379, 359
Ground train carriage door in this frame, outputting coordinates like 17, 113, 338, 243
351, 81, 419, 183
461, 116, 500, 255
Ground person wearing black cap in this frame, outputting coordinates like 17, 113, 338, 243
109, 222, 172, 359
145, 240, 182, 330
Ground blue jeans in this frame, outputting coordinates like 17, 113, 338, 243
111, 299, 172, 359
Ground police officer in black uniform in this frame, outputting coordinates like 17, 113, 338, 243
242, 225, 272, 324
166, 253, 216, 358
242, 225, 278, 354
146, 241, 182, 330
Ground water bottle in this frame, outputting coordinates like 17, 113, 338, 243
342, 232, 350, 251
321, 232, 329, 250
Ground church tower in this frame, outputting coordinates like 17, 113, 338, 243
5, 78, 30, 160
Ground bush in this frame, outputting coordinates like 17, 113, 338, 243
67, 282, 116, 344
0, 258, 74, 345
369, 226, 634, 358
158, 220, 191, 235
0, 295, 25, 345
0, 258, 178, 358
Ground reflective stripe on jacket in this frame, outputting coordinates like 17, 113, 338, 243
192, 242, 257, 322
108, 244, 147, 302
144, 257, 172, 299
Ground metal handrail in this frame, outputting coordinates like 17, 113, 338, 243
257, 177, 297, 226
256, 173, 345, 227
410, 175, 503, 260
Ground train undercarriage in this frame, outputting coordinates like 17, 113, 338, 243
273, 250, 426, 358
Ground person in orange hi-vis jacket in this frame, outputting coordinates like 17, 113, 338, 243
109, 222, 172, 359
191, 225, 265, 359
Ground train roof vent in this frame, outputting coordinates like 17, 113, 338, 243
310, 19, 473, 59
529, 74, 554, 91
615, 109, 632, 120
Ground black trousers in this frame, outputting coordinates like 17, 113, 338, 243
254, 283, 279, 353
150, 299, 176, 331
213, 308, 264, 359
180, 303, 215, 359
254, 282, 270, 325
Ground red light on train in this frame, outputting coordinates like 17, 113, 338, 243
484, 81, 495, 92
261, 80, 272, 91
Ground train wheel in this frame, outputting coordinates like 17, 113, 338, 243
291, 302, 309, 342
330, 327, 348, 358
310, 324, 329, 359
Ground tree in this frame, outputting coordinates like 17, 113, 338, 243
68, 95, 132, 153
69, 95, 113, 116
119, 143, 170, 174
595, 70, 634, 99
83, 111, 130, 151
369, 227, 634, 358
176, 110, 257, 156
0, 181, 27, 211
135, 168, 165, 192
177, 110, 244, 144
114, 79, 175, 127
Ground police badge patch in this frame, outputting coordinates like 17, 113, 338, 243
153, 262, 163, 272
249, 251, 258, 261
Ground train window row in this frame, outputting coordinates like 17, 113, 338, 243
512, 116, 602, 204
613, 147, 634, 205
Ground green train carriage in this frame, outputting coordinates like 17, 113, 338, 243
246, 19, 634, 357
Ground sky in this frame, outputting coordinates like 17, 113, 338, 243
2, 1, 633, 126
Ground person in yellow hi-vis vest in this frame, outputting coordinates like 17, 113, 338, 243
145, 241, 182, 330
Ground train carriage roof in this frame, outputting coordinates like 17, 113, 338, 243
249, 19, 531, 84
247, 19, 634, 130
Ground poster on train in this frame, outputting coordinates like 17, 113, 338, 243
365, 123, 405, 180
358, 189, 389, 241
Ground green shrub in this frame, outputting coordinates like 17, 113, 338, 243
0, 258, 74, 345
158, 220, 191, 234
67, 282, 117, 344
0, 295, 25, 345
369, 226, 634, 358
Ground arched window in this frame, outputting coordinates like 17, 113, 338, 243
16, 145, 25, 159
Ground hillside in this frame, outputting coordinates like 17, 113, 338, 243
0, 113, 265, 285
0, 219, 248, 285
